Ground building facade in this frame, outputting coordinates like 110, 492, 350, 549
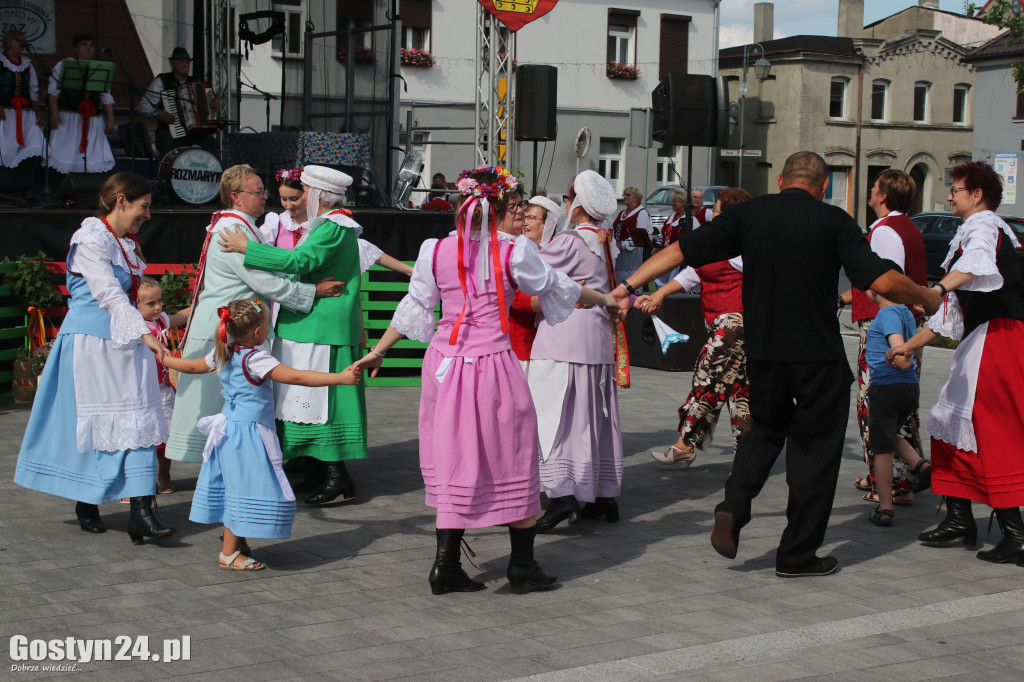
717, 0, 999, 224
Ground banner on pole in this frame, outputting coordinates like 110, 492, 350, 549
476, 0, 559, 32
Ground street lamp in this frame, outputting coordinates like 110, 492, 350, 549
737, 43, 771, 189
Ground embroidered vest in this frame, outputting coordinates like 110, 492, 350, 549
851, 213, 927, 322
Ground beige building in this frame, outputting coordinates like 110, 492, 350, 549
717, 0, 1000, 224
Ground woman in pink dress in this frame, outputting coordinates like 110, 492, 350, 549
352, 166, 620, 595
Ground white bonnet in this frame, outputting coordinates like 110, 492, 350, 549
571, 170, 617, 221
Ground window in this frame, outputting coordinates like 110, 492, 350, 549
607, 9, 639, 66
953, 84, 969, 124
655, 157, 678, 186
829, 77, 848, 119
400, 0, 431, 50
1017, 81, 1024, 119
913, 81, 930, 123
337, 0, 373, 50
825, 167, 849, 213
599, 137, 624, 195
659, 14, 690, 79
870, 79, 889, 121
271, 3, 303, 58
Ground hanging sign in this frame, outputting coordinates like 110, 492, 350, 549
476, 0, 560, 32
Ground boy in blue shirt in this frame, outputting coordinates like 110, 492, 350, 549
865, 290, 931, 526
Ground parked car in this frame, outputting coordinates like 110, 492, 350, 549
645, 184, 727, 234
909, 210, 1024, 281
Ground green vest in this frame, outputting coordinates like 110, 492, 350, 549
243, 211, 363, 346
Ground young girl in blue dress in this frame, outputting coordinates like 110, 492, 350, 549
162, 297, 360, 571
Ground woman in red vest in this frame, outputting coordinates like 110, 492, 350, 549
635, 188, 753, 465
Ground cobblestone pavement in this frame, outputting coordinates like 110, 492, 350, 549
2, 334, 1022, 681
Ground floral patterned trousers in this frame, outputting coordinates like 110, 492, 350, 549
856, 318, 925, 493
677, 312, 751, 451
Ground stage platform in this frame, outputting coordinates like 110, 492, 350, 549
0, 207, 455, 264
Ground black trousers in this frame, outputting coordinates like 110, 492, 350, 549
715, 359, 853, 571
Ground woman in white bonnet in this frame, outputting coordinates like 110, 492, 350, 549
510, 195, 566, 367
529, 170, 626, 532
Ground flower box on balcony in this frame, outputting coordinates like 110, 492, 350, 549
607, 61, 640, 80
401, 48, 435, 68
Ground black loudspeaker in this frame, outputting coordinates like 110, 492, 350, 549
514, 65, 557, 141
58, 173, 108, 209
651, 74, 729, 147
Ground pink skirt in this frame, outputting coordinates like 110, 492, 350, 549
418, 346, 541, 528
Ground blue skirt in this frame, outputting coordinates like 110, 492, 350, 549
14, 334, 157, 504
189, 419, 296, 539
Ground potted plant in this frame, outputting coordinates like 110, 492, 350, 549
401, 47, 436, 68
607, 61, 641, 80
3, 252, 62, 403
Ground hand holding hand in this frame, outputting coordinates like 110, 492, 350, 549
142, 333, 168, 357
218, 225, 250, 254
315, 276, 344, 297
885, 343, 912, 367
352, 352, 383, 378
922, 286, 943, 316
634, 294, 662, 315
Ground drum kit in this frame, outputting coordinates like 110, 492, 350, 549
157, 83, 230, 205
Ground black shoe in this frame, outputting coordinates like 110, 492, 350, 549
127, 496, 176, 545
507, 525, 558, 592
869, 506, 894, 527
428, 528, 485, 595
304, 462, 356, 505
579, 497, 619, 523
910, 459, 932, 494
290, 461, 326, 494
918, 496, 977, 546
977, 507, 1024, 564
776, 556, 840, 578
75, 502, 106, 534
535, 495, 580, 533
710, 511, 738, 559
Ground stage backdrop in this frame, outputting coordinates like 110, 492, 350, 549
0, 0, 55, 53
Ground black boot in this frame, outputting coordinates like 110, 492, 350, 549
977, 507, 1024, 563
304, 462, 356, 505
918, 496, 977, 546
535, 495, 580, 533
579, 497, 619, 523
290, 460, 327, 494
127, 496, 175, 545
507, 525, 557, 592
428, 528, 485, 595
75, 501, 106, 534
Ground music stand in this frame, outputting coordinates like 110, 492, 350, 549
57, 60, 114, 173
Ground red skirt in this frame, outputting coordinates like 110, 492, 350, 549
931, 317, 1024, 507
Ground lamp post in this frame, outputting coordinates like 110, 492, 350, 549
737, 43, 771, 189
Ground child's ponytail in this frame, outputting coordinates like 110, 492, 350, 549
213, 306, 233, 372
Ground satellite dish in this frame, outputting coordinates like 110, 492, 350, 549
574, 127, 591, 159
392, 150, 424, 208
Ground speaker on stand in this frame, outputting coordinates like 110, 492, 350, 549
651, 74, 729, 221
514, 65, 558, 195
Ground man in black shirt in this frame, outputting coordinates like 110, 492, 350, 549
612, 152, 941, 577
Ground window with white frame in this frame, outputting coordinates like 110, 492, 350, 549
870, 79, 889, 121
914, 81, 930, 123
607, 9, 638, 66
953, 83, 969, 124
825, 167, 849, 213
337, 0, 373, 52
655, 156, 678, 186
401, 0, 432, 50
272, 1, 303, 58
829, 77, 848, 119
599, 137, 624, 195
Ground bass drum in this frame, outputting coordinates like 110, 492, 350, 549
158, 146, 223, 204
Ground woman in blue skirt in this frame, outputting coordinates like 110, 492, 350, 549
14, 172, 174, 543
162, 298, 360, 570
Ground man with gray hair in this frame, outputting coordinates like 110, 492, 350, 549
611, 151, 941, 577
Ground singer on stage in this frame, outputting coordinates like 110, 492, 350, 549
0, 30, 44, 193
46, 34, 115, 175
136, 47, 219, 159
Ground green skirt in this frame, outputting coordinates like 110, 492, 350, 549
279, 344, 368, 462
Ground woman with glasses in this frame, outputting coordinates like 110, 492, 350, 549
509, 196, 565, 368
166, 165, 344, 464
655, 189, 698, 287
635, 188, 753, 468
889, 161, 1024, 564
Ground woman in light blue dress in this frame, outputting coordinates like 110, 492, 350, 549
14, 172, 175, 543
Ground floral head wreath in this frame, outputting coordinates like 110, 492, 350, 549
455, 165, 518, 200
276, 168, 302, 183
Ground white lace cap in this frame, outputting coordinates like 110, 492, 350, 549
571, 170, 617, 221
529, 195, 565, 247
303, 165, 352, 224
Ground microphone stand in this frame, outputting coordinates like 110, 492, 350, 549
240, 80, 277, 190
22, 42, 54, 203
105, 48, 142, 175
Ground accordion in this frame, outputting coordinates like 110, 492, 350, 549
161, 82, 217, 139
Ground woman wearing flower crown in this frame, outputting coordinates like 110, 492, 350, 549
352, 165, 622, 595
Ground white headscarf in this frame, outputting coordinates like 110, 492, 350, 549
301, 165, 352, 224
571, 170, 617, 222
528, 195, 565, 248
